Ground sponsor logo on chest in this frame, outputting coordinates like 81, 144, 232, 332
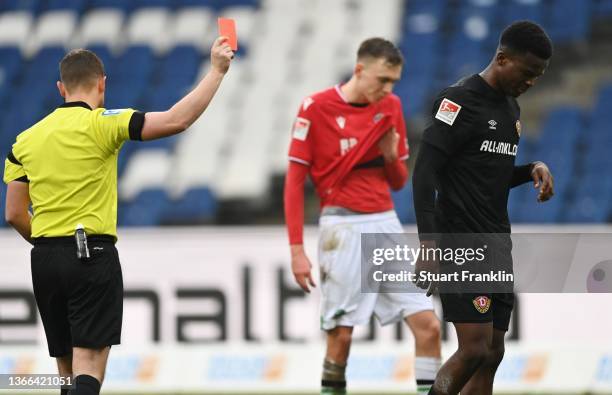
479, 140, 517, 156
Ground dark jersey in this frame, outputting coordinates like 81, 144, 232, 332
421, 74, 523, 234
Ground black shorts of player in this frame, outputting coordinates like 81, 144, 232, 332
440, 292, 514, 331
438, 234, 515, 331
31, 235, 123, 357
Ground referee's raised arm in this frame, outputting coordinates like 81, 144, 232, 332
140, 36, 234, 141
2, 35, 233, 395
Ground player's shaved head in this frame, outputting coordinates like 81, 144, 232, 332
499, 20, 553, 60
357, 37, 403, 66
59, 49, 105, 92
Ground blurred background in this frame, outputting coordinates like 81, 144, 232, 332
1, 0, 612, 394
0, 0, 611, 227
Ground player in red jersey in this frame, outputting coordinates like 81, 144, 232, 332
284, 38, 442, 395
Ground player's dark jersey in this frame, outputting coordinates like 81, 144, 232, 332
422, 74, 521, 234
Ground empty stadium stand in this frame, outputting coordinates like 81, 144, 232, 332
0, 0, 611, 226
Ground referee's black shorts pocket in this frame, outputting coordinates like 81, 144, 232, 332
79, 242, 114, 265
65, 242, 123, 349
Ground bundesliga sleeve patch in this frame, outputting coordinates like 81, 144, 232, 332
435, 98, 462, 126
292, 117, 311, 141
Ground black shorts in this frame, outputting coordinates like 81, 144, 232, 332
440, 292, 514, 331
31, 236, 123, 357
436, 229, 515, 331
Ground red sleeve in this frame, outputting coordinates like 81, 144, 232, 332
284, 160, 310, 245
384, 159, 408, 191
288, 97, 315, 165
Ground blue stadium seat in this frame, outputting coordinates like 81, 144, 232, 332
117, 141, 136, 177
545, 0, 591, 43
400, 33, 440, 77
157, 45, 200, 85
135, 134, 179, 150
160, 187, 218, 224
89, 0, 132, 12
441, 5, 494, 84
174, 0, 221, 9
501, 0, 546, 28
140, 45, 201, 111
589, 84, 612, 133
45, 0, 88, 13
86, 45, 114, 71
176, 0, 258, 10
18, 47, 66, 102
403, 0, 446, 18
104, 84, 143, 109
593, 0, 612, 16
1, 66, 58, 149
104, 46, 155, 108
396, 79, 431, 116
131, 0, 171, 10
215, 0, 259, 9
119, 188, 170, 226
538, 106, 583, 144
0, 46, 23, 85
392, 184, 416, 224
516, 192, 564, 223
113, 45, 155, 81
563, 174, 612, 222
0, 183, 6, 227
461, 5, 500, 52
445, 35, 488, 85
1, 0, 42, 13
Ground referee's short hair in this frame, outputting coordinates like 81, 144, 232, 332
59, 49, 105, 92
499, 20, 553, 60
357, 37, 404, 66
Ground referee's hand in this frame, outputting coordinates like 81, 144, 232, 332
211, 36, 234, 74
531, 161, 554, 202
290, 245, 316, 293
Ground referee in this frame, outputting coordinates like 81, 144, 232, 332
3, 37, 233, 395
412, 21, 554, 395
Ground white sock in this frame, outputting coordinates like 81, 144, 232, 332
415, 356, 441, 395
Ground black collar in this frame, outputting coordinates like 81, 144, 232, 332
466, 74, 507, 101
59, 101, 93, 110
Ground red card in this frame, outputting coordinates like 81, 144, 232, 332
218, 17, 237, 51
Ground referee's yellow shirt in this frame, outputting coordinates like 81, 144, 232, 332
3, 102, 144, 238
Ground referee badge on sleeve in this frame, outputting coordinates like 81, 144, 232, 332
292, 117, 311, 141
102, 109, 127, 116
435, 98, 462, 126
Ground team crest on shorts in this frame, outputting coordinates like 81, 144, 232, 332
472, 296, 491, 314
515, 120, 521, 137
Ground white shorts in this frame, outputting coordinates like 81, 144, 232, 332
318, 210, 433, 330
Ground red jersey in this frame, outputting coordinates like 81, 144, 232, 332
288, 85, 409, 213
